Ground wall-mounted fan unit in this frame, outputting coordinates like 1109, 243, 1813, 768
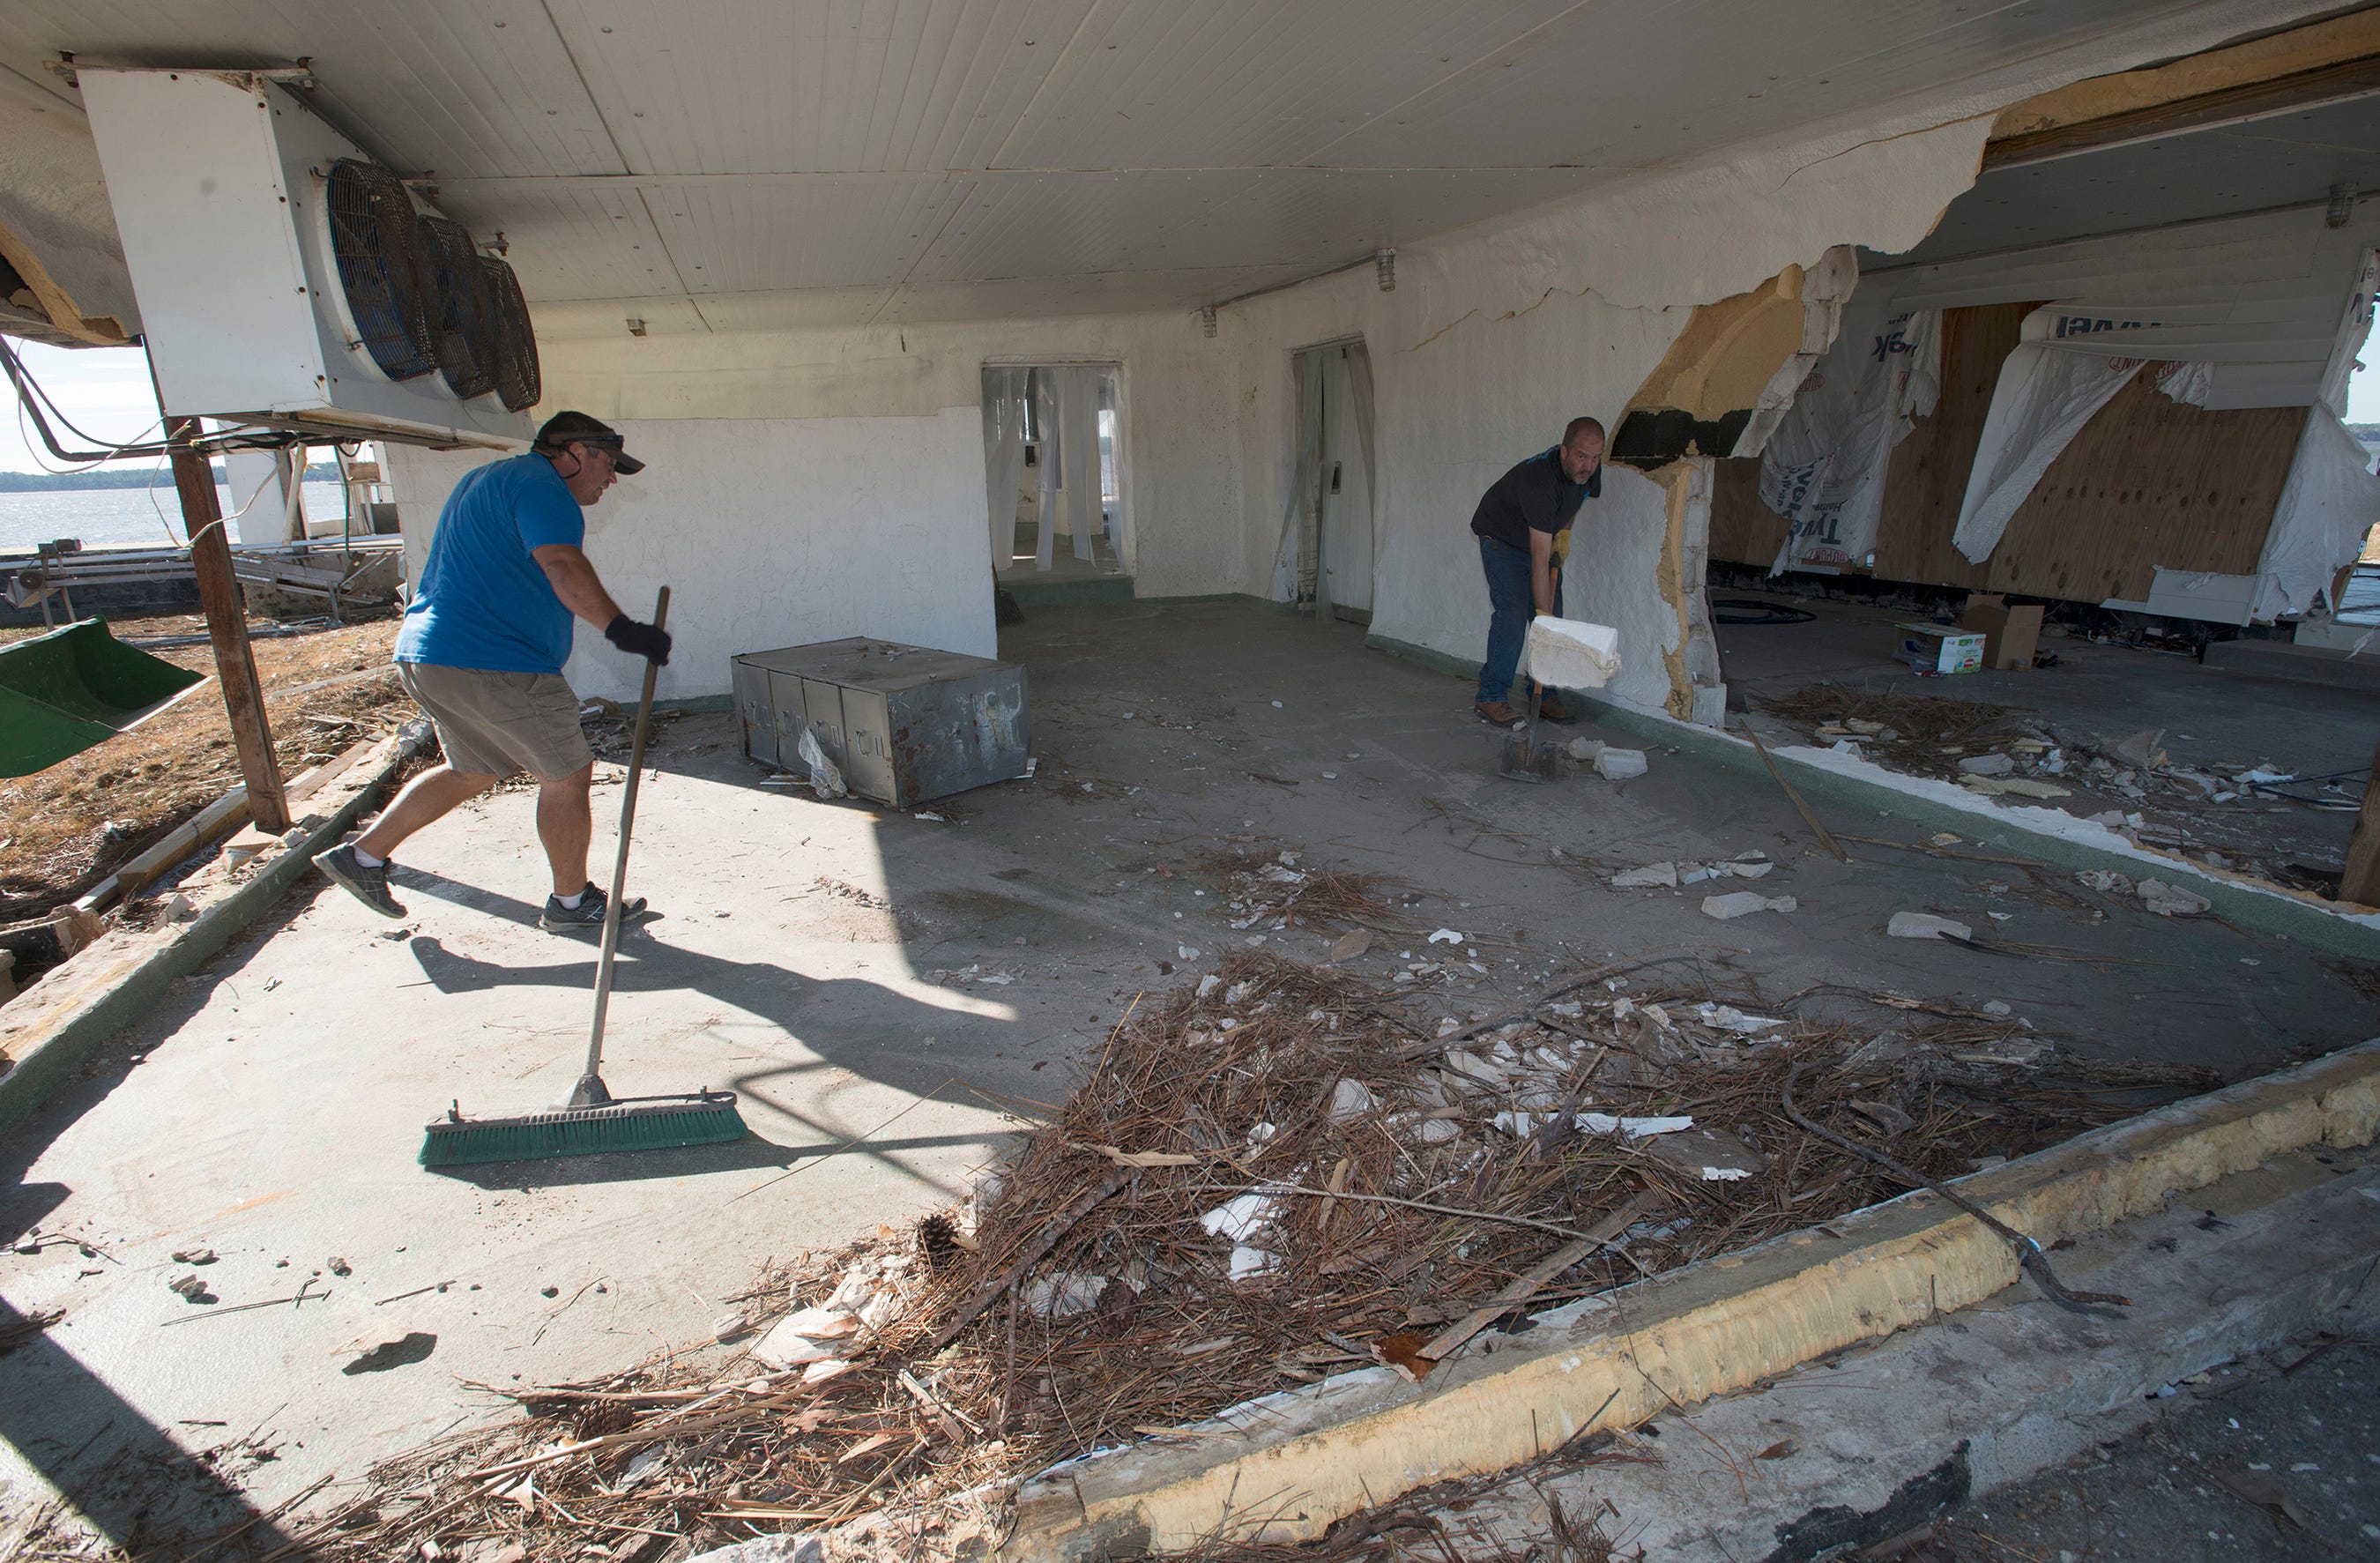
324, 159, 438, 383
483, 256, 542, 412
77, 67, 538, 451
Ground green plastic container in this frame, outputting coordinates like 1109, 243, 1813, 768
0, 619, 208, 778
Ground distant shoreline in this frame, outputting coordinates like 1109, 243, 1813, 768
0, 462, 345, 495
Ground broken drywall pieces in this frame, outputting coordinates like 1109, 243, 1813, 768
1701, 891, 1796, 920
1522, 616, 1622, 689
2137, 878, 2212, 918
1566, 737, 1604, 763
1595, 748, 1649, 781
1887, 911, 1973, 941
1955, 753, 2013, 777
1615, 852, 1774, 889
2112, 729, 2169, 770
1327, 1078, 1379, 1124
1022, 1272, 1119, 1320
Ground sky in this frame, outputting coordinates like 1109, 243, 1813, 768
10, 329, 2380, 475
0, 338, 169, 473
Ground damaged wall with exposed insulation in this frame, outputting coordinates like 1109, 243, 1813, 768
385, 115, 1996, 709
1711, 201, 2380, 621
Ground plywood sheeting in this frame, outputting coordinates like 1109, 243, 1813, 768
1707, 458, 1791, 567
1870, 301, 2309, 603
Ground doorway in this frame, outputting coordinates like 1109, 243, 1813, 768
981, 364, 1128, 579
1282, 340, 1377, 624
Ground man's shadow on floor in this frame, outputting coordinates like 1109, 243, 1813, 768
397, 871, 1023, 1190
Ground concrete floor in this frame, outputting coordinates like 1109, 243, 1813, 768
5, 598, 2378, 1554
1930, 1336, 2380, 1561
1718, 594, 2374, 874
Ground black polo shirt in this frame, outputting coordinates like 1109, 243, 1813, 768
1469, 447, 1598, 553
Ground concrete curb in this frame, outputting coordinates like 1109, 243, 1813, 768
1479, 1145, 2380, 1561
1363, 630, 2380, 960
1001, 1038, 2380, 1561
0, 720, 432, 1136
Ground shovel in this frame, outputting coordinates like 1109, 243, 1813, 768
1498, 677, 1560, 784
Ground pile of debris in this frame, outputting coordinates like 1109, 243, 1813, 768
1757, 686, 2037, 784
287, 951, 2206, 1563
1199, 847, 1410, 939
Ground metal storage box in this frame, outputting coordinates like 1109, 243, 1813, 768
729, 638, 1030, 808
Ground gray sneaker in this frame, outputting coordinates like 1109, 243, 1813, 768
539, 882, 648, 934
315, 842, 406, 919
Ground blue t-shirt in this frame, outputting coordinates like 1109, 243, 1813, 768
395, 454, 585, 674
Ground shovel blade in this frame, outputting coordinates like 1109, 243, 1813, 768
1499, 734, 1560, 783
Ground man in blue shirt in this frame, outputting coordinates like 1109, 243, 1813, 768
315, 412, 673, 932
1469, 418, 1603, 725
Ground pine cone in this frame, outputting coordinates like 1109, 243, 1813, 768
917, 1212, 963, 1273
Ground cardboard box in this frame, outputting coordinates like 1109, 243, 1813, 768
1960, 593, 2044, 670
1897, 623, 1984, 675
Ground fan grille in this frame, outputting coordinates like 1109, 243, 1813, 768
480, 256, 541, 413
419, 215, 499, 401
324, 160, 437, 381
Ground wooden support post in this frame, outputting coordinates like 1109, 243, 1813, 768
2342, 731, 2380, 909
165, 414, 290, 836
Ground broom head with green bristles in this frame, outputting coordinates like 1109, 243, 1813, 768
420, 1090, 747, 1167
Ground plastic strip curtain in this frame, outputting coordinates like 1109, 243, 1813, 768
1033, 369, 1059, 570
1060, 367, 1100, 563
981, 367, 1030, 570
1343, 343, 1378, 613
1270, 350, 1326, 604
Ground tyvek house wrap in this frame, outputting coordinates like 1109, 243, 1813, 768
1759, 302, 1940, 573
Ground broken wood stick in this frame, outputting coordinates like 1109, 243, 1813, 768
1737, 720, 1852, 863
1780, 1061, 2127, 1318
1420, 1190, 1662, 1364
926, 1165, 1138, 1351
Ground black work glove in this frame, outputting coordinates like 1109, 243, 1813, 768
604, 614, 673, 666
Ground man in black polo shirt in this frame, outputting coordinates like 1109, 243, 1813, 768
1469, 417, 1603, 724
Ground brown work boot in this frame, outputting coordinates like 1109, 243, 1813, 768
1538, 694, 1575, 724
1474, 700, 1522, 726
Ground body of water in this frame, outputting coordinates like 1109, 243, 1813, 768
0, 482, 356, 552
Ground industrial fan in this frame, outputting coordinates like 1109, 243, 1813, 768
324, 159, 438, 382
480, 254, 541, 413
418, 214, 500, 401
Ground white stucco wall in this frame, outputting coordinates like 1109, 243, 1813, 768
385, 407, 993, 704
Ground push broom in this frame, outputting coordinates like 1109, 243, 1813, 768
420, 587, 747, 1167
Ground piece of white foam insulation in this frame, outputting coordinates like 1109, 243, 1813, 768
1887, 912, 1973, 940
1595, 748, 1648, 781
1522, 616, 1621, 690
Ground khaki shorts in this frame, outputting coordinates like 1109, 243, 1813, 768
398, 663, 593, 781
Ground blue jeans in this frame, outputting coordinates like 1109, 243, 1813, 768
1476, 535, 1561, 705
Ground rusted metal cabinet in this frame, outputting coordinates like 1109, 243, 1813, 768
727, 638, 1029, 808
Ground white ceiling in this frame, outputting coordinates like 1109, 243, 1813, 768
0, 0, 2354, 338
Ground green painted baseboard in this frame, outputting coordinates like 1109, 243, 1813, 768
1004, 575, 1134, 607
1363, 632, 2380, 959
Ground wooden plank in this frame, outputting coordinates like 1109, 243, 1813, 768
2341, 732, 2380, 909
1869, 302, 2304, 603
1706, 457, 1792, 568
1983, 379, 2306, 604
1871, 302, 2032, 590
1985, 52, 2380, 171
165, 416, 289, 836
